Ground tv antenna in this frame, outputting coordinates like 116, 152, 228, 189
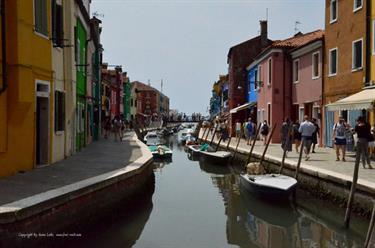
295, 21, 301, 34
93, 11, 104, 18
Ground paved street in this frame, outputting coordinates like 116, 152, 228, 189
201, 129, 375, 184
0, 132, 141, 206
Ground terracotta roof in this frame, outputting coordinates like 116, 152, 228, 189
270, 29, 324, 49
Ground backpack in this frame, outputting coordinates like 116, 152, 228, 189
334, 123, 346, 137
247, 122, 253, 133
261, 124, 269, 134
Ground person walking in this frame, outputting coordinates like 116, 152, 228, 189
354, 116, 373, 169
246, 118, 255, 145
292, 120, 301, 153
260, 120, 269, 145
281, 118, 292, 157
235, 120, 242, 139
311, 118, 320, 153
332, 116, 348, 161
299, 116, 316, 161
113, 116, 123, 142
243, 119, 249, 141
103, 117, 111, 139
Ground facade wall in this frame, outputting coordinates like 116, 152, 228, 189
257, 52, 291, 143
323, 0, 367, 146
0, 0, 53, 177
247, 66, 258, 103
323, 0, 366, 106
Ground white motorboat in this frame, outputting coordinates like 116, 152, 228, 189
200, 150, 231, 165
148, 145, 173, 159
187, 144, 202, 157
240, 174, 297, 199
143, 132, 159, 143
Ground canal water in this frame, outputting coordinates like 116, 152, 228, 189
66, 134, 369, 248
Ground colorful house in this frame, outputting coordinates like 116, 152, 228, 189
290, 31, 324, 126
0, 0, 53, 177
249, 30, 324, 143
227, 21, 272, 135
323, 0, 370, 147
123, 74, 131, 121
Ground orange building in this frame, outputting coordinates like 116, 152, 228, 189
323, 0, 372, 147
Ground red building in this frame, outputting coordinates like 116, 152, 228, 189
227, 21, 272, 134
101, 65, 124, 119
132, 81, 158, 125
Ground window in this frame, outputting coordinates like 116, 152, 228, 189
293, 59, 299, 83
54, 91, 65, 132
258, 65, 262, 87
329, 48, 338, 76
312, 52, 320, 79
254, 69, 258, 90
330, 0, 338, 23
354, 0, 362, 11
352, 39, 363, 70
34, 0, 48, 36
52, 0, 63, 47
267, 59, 272, 85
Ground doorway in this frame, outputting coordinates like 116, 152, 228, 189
36, 81, 50, 165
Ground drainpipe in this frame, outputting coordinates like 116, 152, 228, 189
365, 0, 371, 86
0, 0, 7, 95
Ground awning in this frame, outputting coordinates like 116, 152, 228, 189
230, 102, 256, 114
326, 88, 375, 111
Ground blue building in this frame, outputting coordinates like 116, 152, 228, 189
247, 65, 258, 104
209, 90, 221, 119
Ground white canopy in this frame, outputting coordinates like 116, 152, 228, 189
230, 102, 256, 114
326, 88, 375, 111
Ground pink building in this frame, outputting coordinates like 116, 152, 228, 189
290, 32, 324, 125
248, 30, 323, 143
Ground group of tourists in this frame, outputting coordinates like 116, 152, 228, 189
281, 115, 374, 167
102, 116, 129, 142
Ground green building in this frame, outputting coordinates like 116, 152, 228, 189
75, 19, 87, 151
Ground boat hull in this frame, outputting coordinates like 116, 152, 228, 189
200, 151, 231, 165
240, 174, 297, 200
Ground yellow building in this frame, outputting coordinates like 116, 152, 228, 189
0, 0, 53, 177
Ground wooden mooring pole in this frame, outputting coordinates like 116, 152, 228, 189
231, 130, 243, 163
365, 201, 375, 248
259, 124, 277, 168
294, 139, 305, 179
209, 128, 218, 146
344, 152, 361, 228
215, 135, 223, 152
204, 124, 211, 143
246, 123, 262, 165
225, 136, 232, 151
200, 126, 207, 143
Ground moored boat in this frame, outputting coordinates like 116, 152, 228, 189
149, 145, 173, 159
200, 150, 231, 165
240, 173, 297, 200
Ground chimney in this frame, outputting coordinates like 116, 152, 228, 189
260, 20, 268, 48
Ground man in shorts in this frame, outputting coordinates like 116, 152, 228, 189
299, 115, 316, 161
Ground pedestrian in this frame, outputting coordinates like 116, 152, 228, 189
103, 117, 111, 139
298, 115, 316, 161
221, 120, 228, 142
332, 116, 348, 161
242, 119, 248, 140
311, 118, 320, 153
260, 120, 269, 145
113, 116, 123, 142
280, 118, 292, 157
292, 120, 301, 153
235, 120, 242, 139
354, 116, 373, 169
246, 118, 254, 145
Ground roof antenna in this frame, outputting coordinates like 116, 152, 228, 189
295, 21, 301, 34
161, 79, 163, 93
266, 8, 268, 21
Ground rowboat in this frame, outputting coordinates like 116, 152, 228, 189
187, 144, 202, 157
148, 145, 173, 159
240, 173, 297, 200
200, 150, 231, 165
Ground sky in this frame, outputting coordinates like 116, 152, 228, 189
91, 0, 325, 115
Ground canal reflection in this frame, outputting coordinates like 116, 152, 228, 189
202, 160, 365, 248
58, 134, 367, 248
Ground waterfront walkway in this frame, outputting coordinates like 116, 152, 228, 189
0, 132, 142, 206
200, 129, 375, 190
